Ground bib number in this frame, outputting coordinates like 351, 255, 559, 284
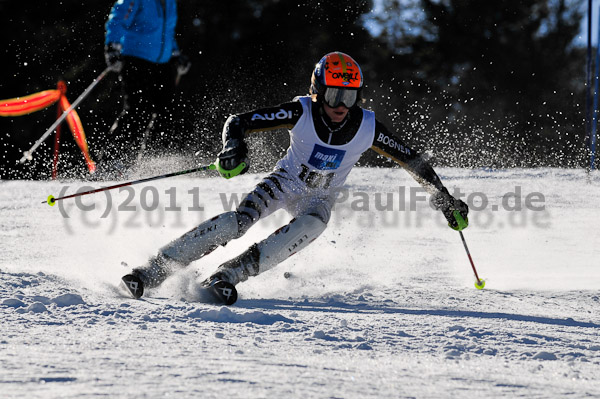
298, 164, 334, 189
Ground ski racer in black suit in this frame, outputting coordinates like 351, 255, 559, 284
121, 52, 469, 304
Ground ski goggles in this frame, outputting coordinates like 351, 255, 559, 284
322, 87, 358, 108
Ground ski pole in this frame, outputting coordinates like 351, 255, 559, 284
458, 230, 485, 290
452, 211, 485, 289
43, 163, 217, 206
19, 67, 113, 164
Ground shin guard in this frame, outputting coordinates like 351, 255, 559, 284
134, 211, 242, 288
209, 214, 327, 285
160, 211, 242, 264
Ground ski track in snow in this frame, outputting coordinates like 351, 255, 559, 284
1, 167, 600, 398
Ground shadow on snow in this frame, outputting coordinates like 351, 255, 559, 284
237, 297, 600, 329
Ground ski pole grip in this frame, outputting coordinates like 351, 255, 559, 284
451, 210, 468, 231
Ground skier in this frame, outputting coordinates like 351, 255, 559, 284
122, 52, 469, 304
101, 0, 191, 172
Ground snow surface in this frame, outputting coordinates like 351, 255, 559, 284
1, 167, 600, 398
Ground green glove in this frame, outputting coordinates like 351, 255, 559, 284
451, 210, 469, 231
216, 162, 247, 179
431, 188, 469, 231
216, 138, 249, 179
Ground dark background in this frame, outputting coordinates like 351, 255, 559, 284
0, 0, 591, 179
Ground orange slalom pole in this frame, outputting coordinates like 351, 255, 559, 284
59, 94, 96, 173
0, 90, 61, 117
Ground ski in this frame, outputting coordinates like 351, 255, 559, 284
121, 274, 144, 299
121, 274, 237, 306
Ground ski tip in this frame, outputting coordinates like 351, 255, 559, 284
207, 280, 237, 306
121, 274, 144, 299
475, 279, 486, 290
